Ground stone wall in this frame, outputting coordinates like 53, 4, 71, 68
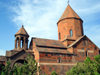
40, 63, 76, 75
39, 52, 73, 63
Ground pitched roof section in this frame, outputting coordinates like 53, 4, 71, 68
15, 25, 29, 36
0, 56, 6, 61
32, 37, 66, 48
32, 37, 73, 54
59, 4, 81, 22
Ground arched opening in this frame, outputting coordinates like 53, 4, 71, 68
86, 51, 88, 57
16, 37, 19, 48
21, 37, 24, 48
14, 59, 27, 66
70, 29, 73, 37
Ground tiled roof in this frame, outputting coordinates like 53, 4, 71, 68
32, 37, 73, 54
0, 56, 6, 61
59, 4, 81, 22
32, 37, 66, 48
6, 49, 34, 57
37, 47, 72, 54
15, 25, 29, 36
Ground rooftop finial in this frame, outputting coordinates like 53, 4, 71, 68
67, 0, 69, 4
22, 25, 24, 28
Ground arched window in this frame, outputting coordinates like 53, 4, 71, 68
86, 51, 88, 57
70, 29, 73, 37
59, 32, 61, 40
58, 57, 61, 63
16, 37, 19, 48
21, 40, 23, 48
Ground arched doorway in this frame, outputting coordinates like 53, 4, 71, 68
13, 59, 27, 66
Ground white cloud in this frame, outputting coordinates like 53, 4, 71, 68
11, 0, 100, 47
0, 50, 6, 56
77, 3, 100, 15
12, 0, 67, 40
85, 24, 100, 47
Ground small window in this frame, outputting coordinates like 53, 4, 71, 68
95, 47, 97, 50
59, 32, 61, 39
70, 30, 73, 37
86, 51, 88, 57
58, 57, 61, 63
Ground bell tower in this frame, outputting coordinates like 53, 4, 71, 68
57, 4, 84, 46
15, 25, 29, 50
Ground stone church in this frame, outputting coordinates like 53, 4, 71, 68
0, 4, 100, 75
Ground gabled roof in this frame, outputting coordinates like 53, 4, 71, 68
15, 25, 29, 36
67, 35, 85, 48
0, 56, 6, 61
59, 4, 81, 22
32, 37, 66, 48
10, 50, 34, 59
6, 49, 34, 57
67, 35, 100, 49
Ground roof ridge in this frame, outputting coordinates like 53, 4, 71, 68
32, 37, 61, 42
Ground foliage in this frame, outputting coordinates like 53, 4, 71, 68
66, 55, 100, 75
0, 55, 39, 75
51, 71, 58, 75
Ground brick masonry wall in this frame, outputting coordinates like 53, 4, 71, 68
39, 52, 73, 63
73, 37, 99, 62
58, 19, 83, 41
39, 63, 76, 75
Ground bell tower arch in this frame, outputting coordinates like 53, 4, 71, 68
15, 25, 29, 50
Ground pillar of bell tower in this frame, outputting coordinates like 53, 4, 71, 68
14, 25, 29, 50
57, 4, 84, 46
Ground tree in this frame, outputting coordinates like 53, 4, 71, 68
0, 55, 39, 75
51, 71, 58, 75
66, 55, 100, 75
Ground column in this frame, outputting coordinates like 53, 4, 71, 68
24, 37, 26, 49
18, 37, 21, 49
15, 39, 17, 49
26, 39, 28, 50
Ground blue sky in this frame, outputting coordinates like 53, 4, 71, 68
0, 0, 100, 55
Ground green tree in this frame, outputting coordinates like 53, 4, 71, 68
66, 55, 100, 75
1, 60, 13, 75
51, 71, 58, 75
0, 55, 39, 75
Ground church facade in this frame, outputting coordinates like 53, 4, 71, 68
0, 4, 100, 75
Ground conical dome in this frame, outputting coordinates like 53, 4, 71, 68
15, 25, 29, 37
58, 4, 81, 22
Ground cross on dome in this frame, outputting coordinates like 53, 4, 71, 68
67, 0, 69, 4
